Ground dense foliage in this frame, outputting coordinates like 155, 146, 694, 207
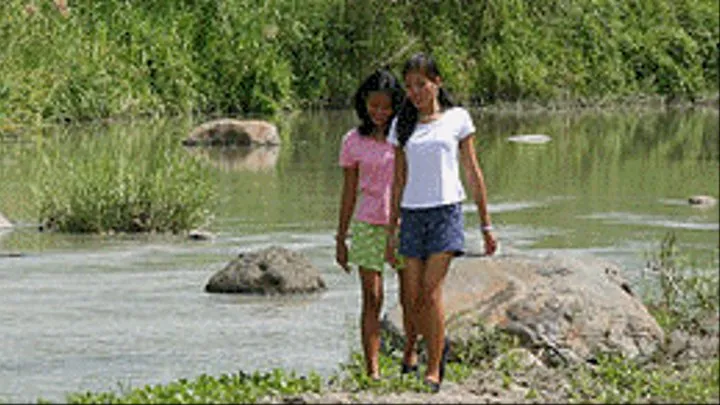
1, 0, 717, 126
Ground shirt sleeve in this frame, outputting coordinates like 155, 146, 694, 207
388, 117, 400, 147
338, 129, 359, 168
456, 108, 476, 140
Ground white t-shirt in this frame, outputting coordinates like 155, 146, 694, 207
388, 107, 476, 209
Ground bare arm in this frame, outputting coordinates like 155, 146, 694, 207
387, 146, 406, 234
336, 166, 358, 272
385, 146, 406, 266
459, 135, 497, 255
337, 166, 359, 239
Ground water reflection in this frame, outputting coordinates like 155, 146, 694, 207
187, 146, 280, 172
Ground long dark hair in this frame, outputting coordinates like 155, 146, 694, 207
395, 53, 456, 147
353, 68, 405, 137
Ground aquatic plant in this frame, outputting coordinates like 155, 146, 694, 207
31, 124, 216, 234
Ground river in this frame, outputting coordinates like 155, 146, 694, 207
0, 107, 718, 403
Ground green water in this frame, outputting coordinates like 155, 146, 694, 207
1, 107, 718, 262
211, 107, 719, 261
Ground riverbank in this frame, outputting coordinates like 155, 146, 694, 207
57, 326, 719, 404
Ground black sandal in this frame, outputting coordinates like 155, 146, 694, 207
424, 378, 441, 393
400, 362, 419, 375
439, 336, 450, 382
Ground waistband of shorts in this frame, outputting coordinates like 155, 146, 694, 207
400, 201, 462, 213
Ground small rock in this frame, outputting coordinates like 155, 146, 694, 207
688, 195, 717, 207
493, 348, 546, 370
0, 252, 24, 258
188, 229, 214, 241
0, 213, 11, 229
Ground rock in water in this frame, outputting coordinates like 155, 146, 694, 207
688, 195, 717, 207
507, 134, 552, 144
184, 119, 280, 146
205, 246, 326, 294
0, 213, 11, 229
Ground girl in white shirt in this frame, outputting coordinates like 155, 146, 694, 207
385, 53, 497, 392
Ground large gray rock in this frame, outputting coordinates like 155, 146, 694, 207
205, 246, 326, 294
382, 253, 664, 365
184, 118, 280, 146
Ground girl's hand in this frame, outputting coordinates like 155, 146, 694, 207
336, 239, 350, 273
483, 230, 497, 256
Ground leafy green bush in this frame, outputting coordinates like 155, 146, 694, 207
1, 0, 717, 126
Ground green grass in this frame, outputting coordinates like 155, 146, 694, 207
30, 124, 216, 234
641, 231, 720, 334
567, 353, 719, 404
56, 369, 322, 404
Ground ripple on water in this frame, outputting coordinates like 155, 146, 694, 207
580, 212, 719, 231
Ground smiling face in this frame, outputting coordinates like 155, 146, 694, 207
404, 69, 441, 115
365, 91, 394, 129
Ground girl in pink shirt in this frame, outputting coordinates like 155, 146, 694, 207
335, 68, 409, 381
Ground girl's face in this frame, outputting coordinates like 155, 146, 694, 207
366, 91, 394, 128
404, 70, 440, 113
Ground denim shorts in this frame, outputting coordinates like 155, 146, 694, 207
399, 202, 465, 260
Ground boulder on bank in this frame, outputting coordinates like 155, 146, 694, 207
382, 253, 664, 366
205, 246, 326, 294
183, 118, 280, 147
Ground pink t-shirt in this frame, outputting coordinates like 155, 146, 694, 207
338, 129, 395, 225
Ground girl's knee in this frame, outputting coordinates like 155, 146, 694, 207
400, 292, 416, 311
363, 292, 383, 313
417, 290, 440, 310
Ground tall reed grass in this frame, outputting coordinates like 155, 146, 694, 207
31, 125, 216, 233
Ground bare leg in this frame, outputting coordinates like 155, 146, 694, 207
418, 252, 452, 384
359, 268, 384, 379
398, 258, 423, 368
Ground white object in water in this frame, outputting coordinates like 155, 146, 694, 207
0, 213, 11, 229
507, 134, 552, 144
